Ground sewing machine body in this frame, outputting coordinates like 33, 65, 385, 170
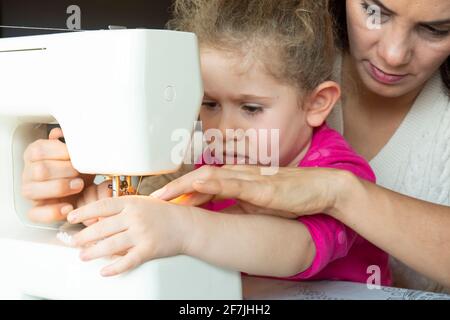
0, 227, 241, 300
0, 29, 242, 299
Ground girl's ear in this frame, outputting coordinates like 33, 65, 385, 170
304, 81, 341, 127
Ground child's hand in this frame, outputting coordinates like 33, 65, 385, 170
67, 196, 192, 276
75, 180, 112, 226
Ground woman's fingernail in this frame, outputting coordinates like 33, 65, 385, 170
60, 205, 74, 216
194, 180, 206, 185
70, 178, 84, 190
150, 187, 167, 198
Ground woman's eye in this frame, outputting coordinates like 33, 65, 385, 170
361, 1, 389, 23
420, 25, 450, 38
242, 105, 263, 115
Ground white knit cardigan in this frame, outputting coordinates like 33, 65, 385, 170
328, 70, 450, 293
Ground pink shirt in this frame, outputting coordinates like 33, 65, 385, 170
198, 124, 392, 286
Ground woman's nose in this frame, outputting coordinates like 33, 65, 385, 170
377, 24, 413, 69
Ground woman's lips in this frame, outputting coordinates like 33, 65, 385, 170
366, 62, 408, 85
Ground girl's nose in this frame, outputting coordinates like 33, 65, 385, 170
217, 111, 238, 135
377, 24, 413, 69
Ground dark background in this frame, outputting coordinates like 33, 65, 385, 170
0, 0, 174, 37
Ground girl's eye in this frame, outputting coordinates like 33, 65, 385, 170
420, 25, 450, 39
242, 105, 263, 115
202, 102, 219, 110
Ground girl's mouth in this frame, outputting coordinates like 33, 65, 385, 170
222, 152, 249, 164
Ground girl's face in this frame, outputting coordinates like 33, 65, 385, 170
199, 48, 312, 167
346, 0, 450, 98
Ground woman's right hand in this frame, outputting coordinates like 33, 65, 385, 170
22, 127, 96, 223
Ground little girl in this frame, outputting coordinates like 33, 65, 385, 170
67, 0, 392, 285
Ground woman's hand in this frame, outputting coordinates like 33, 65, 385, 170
151, 165, 350, 218
67, 196, 192, 276
22, 128, 96, 223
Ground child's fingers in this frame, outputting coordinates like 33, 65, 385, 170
100, 248, 143, 277
72, 214, 127, 247
82, 218, 99, 227
67, 197, 124, 224
79, 231, 132, 261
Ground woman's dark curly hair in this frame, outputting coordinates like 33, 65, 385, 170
330, 0, 450, 94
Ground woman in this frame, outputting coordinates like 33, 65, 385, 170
22, 0, 450, 292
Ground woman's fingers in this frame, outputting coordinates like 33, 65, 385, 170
77, 181, 112, 206
22, 129, 85, 201
151, 165, 255, 201
48, 127, 64, 140
23, 138, 70, 162
100, 248, 143, 277
21, 128, 101, 224
27, 202, 73, 223
222, 165, 263, 174
97, 180, 113, 199
79, 231, 132, 261
192, 178, 274, 207
169, 192, 213, 207
72, 213, 127, 247
22, 178, 85, 201
22, 160, 79, 182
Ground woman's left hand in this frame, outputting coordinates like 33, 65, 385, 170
67, 196, 192, 276
151, 165, 343, 219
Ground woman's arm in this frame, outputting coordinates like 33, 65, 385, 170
153, 165, 450, 287
334, 172, 450, 288
184, 206, 315, 278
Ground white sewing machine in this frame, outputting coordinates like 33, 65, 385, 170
0, 29, 242, 299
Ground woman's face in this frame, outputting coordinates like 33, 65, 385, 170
346, 0, 450, 98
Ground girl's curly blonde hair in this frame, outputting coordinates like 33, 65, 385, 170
167, 0, 336, 92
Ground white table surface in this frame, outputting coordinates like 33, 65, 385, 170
242, 276, 450, 300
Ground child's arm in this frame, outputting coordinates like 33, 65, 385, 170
67, 196, 315, 278
185, 206, 315, 278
